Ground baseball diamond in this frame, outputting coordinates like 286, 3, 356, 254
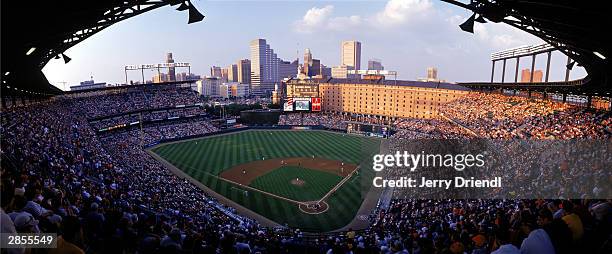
150, 130, 380, 232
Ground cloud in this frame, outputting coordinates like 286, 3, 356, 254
474, 22, 543, 49
293, 0, 433, 34
374, 0, 433, 26
302, 5, 334, 27
328, 15, 362, 30
294, 5, 364, 33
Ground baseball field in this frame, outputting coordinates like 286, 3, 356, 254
150, 130, 380, 232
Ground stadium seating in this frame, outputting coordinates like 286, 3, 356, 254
1, 88, 610, 253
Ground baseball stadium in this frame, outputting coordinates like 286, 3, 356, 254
2, 1, 612, 254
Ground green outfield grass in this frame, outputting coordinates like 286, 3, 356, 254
151, 130, 379, 232
249, 166, 342, 202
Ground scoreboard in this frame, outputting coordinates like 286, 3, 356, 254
283, 97, 321, 112
347, 122, 391, 137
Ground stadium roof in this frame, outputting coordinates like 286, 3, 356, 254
325, 78, 471, 91
286, 77, 471, 91
1, 0, 203, 96
442, 0, 611, 93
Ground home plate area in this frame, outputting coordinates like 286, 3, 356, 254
299, 201, 330, 214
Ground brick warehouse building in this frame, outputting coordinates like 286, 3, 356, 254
284, 77, 469, 120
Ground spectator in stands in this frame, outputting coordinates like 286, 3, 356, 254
491, 228, 519, 254
49, 216, 85, 254
561, 200, 584, 242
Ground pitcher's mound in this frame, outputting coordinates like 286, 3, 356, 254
299, 201, 329, 214
291, 178, 305, 187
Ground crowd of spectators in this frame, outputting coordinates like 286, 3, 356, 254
439, 93, 611, 139
68, 86, 203, 119
90, 107, 206, 131
369, 199, 610, 254
278, 112, 392, 130
392, 119, 469, 139
1, 88, 611, 254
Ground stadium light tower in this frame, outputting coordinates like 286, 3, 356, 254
173, 0, 204, 24
61, 53, 71, 64
187, 4, 204, 24
459, 13, 476, 33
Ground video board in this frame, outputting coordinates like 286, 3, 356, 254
284, 97, 322, 112
294, 99, 311, 111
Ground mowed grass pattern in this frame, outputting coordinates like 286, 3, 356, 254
249, 166, 342, 202
152, 130, 380, 231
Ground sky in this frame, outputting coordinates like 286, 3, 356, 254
42, 0, 586, 90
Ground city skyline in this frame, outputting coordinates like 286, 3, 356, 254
42, 0, 586, 90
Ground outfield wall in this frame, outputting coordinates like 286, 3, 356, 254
144, 125, 343, 148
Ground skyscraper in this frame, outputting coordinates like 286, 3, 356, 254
227, 64, 239, 82
166, 53, 176, 82
310, 59, 321, 76
304, 48, 313, 66
533, 70, 543, 82
210, 66, 222, 77
368, 59, 384, 71
303, 48, 313, 75
250, 38, 279, 96
237, 59, 251, 84
279, 59, 298, 80
521, 69, 543, 82
221, 68, 229, 82
427, 67, 438, 80
302, 48, 322, 77
320, 65, 332, 78
341, 41, 361, 70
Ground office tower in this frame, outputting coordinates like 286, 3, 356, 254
176, 72, 187, 81
332, 65, 349, 78
211, 66, 222, 77
302, 48, 321, 77
304, 48, 313, 66
321, 65, 332, 78
221, 68, 229, 82
521, 69, 543, 82
427, 67, 438, 80
229, 83, 249, 97
303, 48, 313, 75
196, 77, 222, 97
250, 38, 279, 95
166, 53, 176, 82
368, 59, 384, 70
218, 83, 230, 98
279, 59, 298, 80
341, 41, 361, 70
152, 73, 168, 83
227, 64, 239, 82
310, 59, 321, 76
237, 59, 251, 84
533, 70, 543, 82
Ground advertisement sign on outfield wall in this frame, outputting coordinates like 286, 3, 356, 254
283, 100, 294, 112
311, 97, 321, 111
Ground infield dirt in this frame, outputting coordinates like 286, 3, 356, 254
219, 157, 357, 185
